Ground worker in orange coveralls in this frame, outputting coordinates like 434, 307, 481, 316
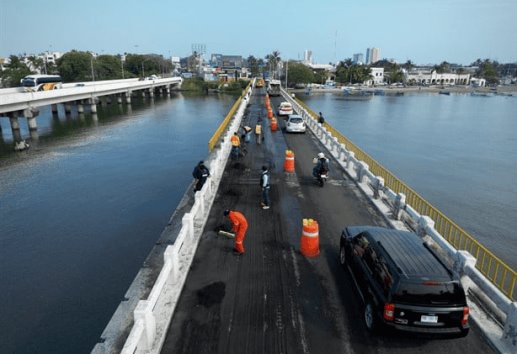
224, 209, 248, 254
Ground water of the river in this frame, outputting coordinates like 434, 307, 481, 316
0, 93, 236, 354
300, 91, 517, 270
0, 90, 515, 353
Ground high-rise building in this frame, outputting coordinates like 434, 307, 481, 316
304, 50, 312, 64
353, 53, 364, 64
365, 47, 380, 65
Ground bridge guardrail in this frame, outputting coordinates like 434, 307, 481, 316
208, 82, 252, 152
291, 94, 516, 301
284, 90, 516, 351
117, 83, 253, 354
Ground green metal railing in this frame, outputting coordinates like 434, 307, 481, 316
296, 97, 517, 301
208, 83, 251, 152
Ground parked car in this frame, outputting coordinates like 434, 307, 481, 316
278, 101, 293, 116
285, 114, 306, 133
339, 226, 469, 337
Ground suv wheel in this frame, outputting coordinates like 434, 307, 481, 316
339, 245, 346, 266
364, 301, 378, 332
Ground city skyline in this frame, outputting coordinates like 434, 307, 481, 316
1, 0, 516, 66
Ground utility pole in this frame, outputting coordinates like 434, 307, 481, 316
90, 56, 95, 81
285, 60, 288, 88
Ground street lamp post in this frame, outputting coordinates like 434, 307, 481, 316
91, 56, 95, 81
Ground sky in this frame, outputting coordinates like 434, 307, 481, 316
1, 0, 516, 65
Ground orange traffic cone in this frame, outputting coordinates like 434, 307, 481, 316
300, 218, 320, 257
284, 150, 295, 172
271, 117, 278, 131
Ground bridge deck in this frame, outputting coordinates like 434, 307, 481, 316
160, 89, 494, 354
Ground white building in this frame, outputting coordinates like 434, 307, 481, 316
369, 67, 384, 85
404, 68, 470, 85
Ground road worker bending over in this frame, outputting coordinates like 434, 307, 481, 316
230, 132, 241, 159
224, 209, 248, 254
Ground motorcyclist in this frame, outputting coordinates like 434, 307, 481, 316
312, 152, 329, 179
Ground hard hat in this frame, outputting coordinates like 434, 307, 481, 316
318, 152, 325, 159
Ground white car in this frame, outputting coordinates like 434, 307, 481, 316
285, 114, 306, 133
278, 101, 293, 116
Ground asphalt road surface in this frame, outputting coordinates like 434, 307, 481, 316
160, 89, 495, 354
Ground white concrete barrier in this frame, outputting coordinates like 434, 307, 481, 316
282, 89, 516, 353
118, 84, 253, 354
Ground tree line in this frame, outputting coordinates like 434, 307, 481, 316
0, 51, 173, 87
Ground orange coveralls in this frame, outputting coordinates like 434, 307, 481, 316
228, 211, 248, 254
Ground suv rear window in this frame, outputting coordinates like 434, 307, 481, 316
393, 280, 466, 306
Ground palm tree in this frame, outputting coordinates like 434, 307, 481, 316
265, 50, 281, 79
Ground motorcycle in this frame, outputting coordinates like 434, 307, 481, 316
313, 155, 329, 187
316, 171, 328, 187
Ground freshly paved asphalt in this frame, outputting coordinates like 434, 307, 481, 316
160, 89, 495, 354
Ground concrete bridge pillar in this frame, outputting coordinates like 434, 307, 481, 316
166, 85, 171, 95
24, 108, 39, 132
64, 102, 73, 114
77, 100, 84, 113
125, 91, 132, 104
8, 112, 22, 142
89, 98, 97, 113
148, 88, 154, 98
51, 104, 59, 115
142, 90, 146, 98
117, 95, 123, 104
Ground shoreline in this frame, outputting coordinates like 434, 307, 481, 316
289, 85, 517, 94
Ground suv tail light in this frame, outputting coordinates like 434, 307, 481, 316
461, 306, 469, 326
383, 303, 395, 321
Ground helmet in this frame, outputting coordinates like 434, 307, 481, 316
317, 152, 325, 159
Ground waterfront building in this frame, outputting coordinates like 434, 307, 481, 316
403, 68, 470, 85
369, 67, 384, 85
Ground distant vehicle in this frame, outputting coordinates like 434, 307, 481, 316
256, 78, 265, 88
145, 75, 160, 80
339, 226, 470, 337
285, 114, 306, 133
20, 74, 62, 92
267, 79, 281, 96
277, 101, 293, 116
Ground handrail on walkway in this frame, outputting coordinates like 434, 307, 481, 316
294, 97, 516, 301
208, 82, 252, 152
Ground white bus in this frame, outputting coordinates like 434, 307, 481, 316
268, 79, 281, 96
20, 74, 63, 91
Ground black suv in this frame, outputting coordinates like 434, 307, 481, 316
339, 226, 469, 337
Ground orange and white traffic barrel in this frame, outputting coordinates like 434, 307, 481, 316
271, 117, 278, 131
284, 150, 295, 172
267, 108, 273, 119
300, 218, 319, 257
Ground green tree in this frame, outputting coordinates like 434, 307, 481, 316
335, 61, 372, 85
26, 55, 45, 74
56, 50, 94, 82
96, 55, 125, 80
246, 55, 260, 77
434, 61, 451, 74
313, 69, 327, 84
265, 50, 281, 79
0, 55, 31, 87
474, 59, 499, 84
284, 62, 313, 87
